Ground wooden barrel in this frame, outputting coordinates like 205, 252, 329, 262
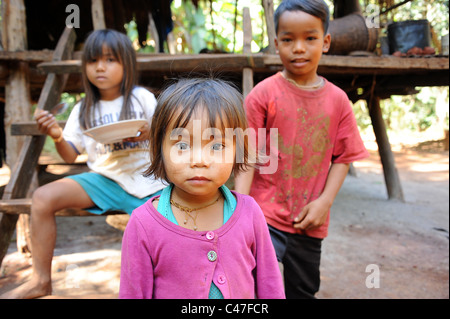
327, 13, 378, 55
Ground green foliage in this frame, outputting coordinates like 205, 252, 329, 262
173, 0, 207, 53
171, 0, 283, 53
353, 87, 449, 136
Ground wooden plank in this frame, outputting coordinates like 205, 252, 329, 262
2, 49, 448, 79
36, 54, 449, 75
37, 54, 267, 74
264, 54, 450, 71
321, 55, 449, 72
36, 59, 81, 73
11, 120, 67, 136
4, 50, 448, 72
134, 53, 268, 71
0, 50, 55, 62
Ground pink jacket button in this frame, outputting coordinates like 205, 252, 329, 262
206, 231, 215, 240
218, 275, 226, 284
207, 250, 217, 262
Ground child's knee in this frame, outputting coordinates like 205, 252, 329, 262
31, 185, 57, 215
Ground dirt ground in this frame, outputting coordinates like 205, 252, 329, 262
0, 138, 448, 299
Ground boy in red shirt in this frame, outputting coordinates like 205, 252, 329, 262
235, 0, 369, 298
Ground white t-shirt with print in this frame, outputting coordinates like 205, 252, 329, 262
63, 86, 165, 198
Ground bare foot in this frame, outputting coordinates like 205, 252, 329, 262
0, 277, 52, 299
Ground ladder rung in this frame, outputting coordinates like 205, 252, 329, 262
11, 121, 67, 136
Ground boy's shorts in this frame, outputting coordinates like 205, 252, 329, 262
66, 172, 162, 215
268, 224, 322, 299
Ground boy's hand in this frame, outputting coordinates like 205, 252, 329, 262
293, 197, 331, 231
123, 123, 149, 143
293, 163, 349, 231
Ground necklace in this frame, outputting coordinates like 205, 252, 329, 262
281, 72, 324, 90
170, 196, 220, 231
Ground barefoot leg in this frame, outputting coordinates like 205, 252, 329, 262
0, 179, 94, 299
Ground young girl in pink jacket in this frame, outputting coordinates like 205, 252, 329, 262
119, 78, 285, 299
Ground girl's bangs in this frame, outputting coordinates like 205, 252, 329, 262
161, 78, 246, 144
84, 33, 120, 61
169, 102, 231, 134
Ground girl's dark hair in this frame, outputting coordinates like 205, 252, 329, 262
274, 0, 330, 34
144, 77, 250, 183
79, 29, 137, 129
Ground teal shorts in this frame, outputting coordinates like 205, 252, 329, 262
66, 172, 162, 215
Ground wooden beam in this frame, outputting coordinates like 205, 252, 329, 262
0, 50, 55, 62
0, 50, 83, 62
16, 53, 448, 76
263, 55, 450, 72
37, 54, 268, 74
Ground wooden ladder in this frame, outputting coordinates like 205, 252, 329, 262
0, 27, 107, 267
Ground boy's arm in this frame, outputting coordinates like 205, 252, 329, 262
234, 166, 255, 195
293, 162, 350, 230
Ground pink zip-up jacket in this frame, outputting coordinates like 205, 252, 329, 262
119, 191, 285, 299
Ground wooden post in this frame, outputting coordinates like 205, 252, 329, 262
1, 0, 30, 171
91, 0, 106, 30
1, 0, 34, 256
242, 7, 253, 98
367, 95, 404, 201
262, 0, 276, 54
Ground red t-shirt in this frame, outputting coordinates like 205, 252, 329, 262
245, 72, 369, 238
